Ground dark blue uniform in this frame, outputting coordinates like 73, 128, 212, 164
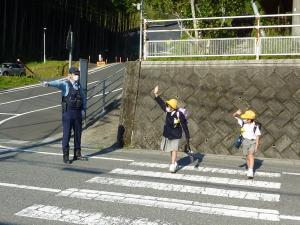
48, 78, 86, 163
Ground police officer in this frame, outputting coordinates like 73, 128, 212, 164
44, 67, 86, 164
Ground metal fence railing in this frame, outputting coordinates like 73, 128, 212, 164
147, 38, 256, 57
147, 36, 300, 58
86, 67, 124, 126
260, 36, 300, 55
143, 13, 300, 59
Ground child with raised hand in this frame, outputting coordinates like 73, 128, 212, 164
153, 85, 190, 173
233, 109, 261, 179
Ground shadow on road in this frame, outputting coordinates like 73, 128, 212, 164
238, 158, 264, 173
177, 152, 205, 172
62, 167, 107, 175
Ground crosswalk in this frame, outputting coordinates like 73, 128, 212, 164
13, 159, 300, 224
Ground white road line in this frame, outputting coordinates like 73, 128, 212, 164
91, 88, 123, 98
0, 145, 16, 150
110, 169, 281, 189
87, 177, 280, 202
130, 162, 281, 178
282, 172, 300, 176
0, 146, 133, 162
0, 64, 117, 95
280, 215, 300, 221
0, 182, 61, 193
0, 139, 28, 144
16, 204, 173, 225
0, 113, 20, 116
0, 91, 60, 106
0, 78, 118, 106
0, 105, 60, 126
57, 188, 280, 221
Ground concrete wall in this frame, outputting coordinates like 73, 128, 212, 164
120, 60, 300, 159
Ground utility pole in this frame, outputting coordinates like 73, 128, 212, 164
43, 27, 47, 63
133, 0, 143, 60
292, 0, 300, 36
139, 0, 143, 61
66, 25, 73, 69
69, 31, 73, 68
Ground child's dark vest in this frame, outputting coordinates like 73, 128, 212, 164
61, 81, 82, 112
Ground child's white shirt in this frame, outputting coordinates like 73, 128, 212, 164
236, 118, 261, 140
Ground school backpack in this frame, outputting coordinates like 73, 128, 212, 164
253, 121, 262, 133
176, 107, 190, 122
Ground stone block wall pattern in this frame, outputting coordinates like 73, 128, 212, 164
119, 60, 300, 159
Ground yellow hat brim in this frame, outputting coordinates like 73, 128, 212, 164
240, 114, 254, 119
166, 100, 177, 109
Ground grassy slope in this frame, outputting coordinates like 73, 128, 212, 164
0, 60, 78, 90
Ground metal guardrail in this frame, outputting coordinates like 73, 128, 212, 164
86, 67, 124, 124
147, 38, 256, 57
143, 13, 300, 59
147, 37, 300, 58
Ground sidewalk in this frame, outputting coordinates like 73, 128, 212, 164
79, 104, 300, 170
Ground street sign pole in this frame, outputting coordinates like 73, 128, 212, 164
79, 58, 88, 125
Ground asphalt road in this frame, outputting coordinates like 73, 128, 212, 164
0, 63, 125, 142
1, 62, 300, 225
0, 145, 300, 225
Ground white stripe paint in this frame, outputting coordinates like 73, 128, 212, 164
0, 182, 61, 193
16, 204, 172, 225
0, 145, 16, 150
0, 91, 61, 106
87, 177, 280, 202
0, 105, 60, 126
0, 65, 123, 106
0, 146, 133, 162
0, 112, 20, 116
0, 64, 117, 95
282, 172, 300, 176
0, 139, 28, 144
91, 88, 123, 98
110, 169, 281, 189
280, 215, 300, 221
57, 188, 280, 221
0, 78, 116, 106
130, 162, 281, 178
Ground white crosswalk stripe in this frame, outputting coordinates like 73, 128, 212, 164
56, 188, 280, 221
109, 168, 281, 189
130, 162, 281, 178
87, 177, 280, 202
16, 204, 174, 225
15, 160, 300, 224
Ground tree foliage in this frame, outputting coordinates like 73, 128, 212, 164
119, 0, 262, 38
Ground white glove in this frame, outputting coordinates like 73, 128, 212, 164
43, 82, 49, 87
81, 110, 85, 118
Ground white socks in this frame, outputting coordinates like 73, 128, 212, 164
169, 162, 178, 173
247, 168, 254, 178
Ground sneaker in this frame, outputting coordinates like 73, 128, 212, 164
174, 162, 178, 170
169, 164, 176, 173
247, 169, 254, 179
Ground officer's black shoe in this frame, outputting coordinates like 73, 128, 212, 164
63, 155, 72, 164
73, 150, 87, 161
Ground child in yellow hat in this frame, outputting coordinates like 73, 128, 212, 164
153, 85, 190, 173
233, 109, 261, 179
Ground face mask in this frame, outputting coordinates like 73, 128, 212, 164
166, 107, 172, 112
73, 75, 79, 81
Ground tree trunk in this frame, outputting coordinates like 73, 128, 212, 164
190, 0, 199, 38
2, 0, 7, 59
12, 0, 18, 57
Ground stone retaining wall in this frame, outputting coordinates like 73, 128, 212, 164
119, 60, 300, 159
